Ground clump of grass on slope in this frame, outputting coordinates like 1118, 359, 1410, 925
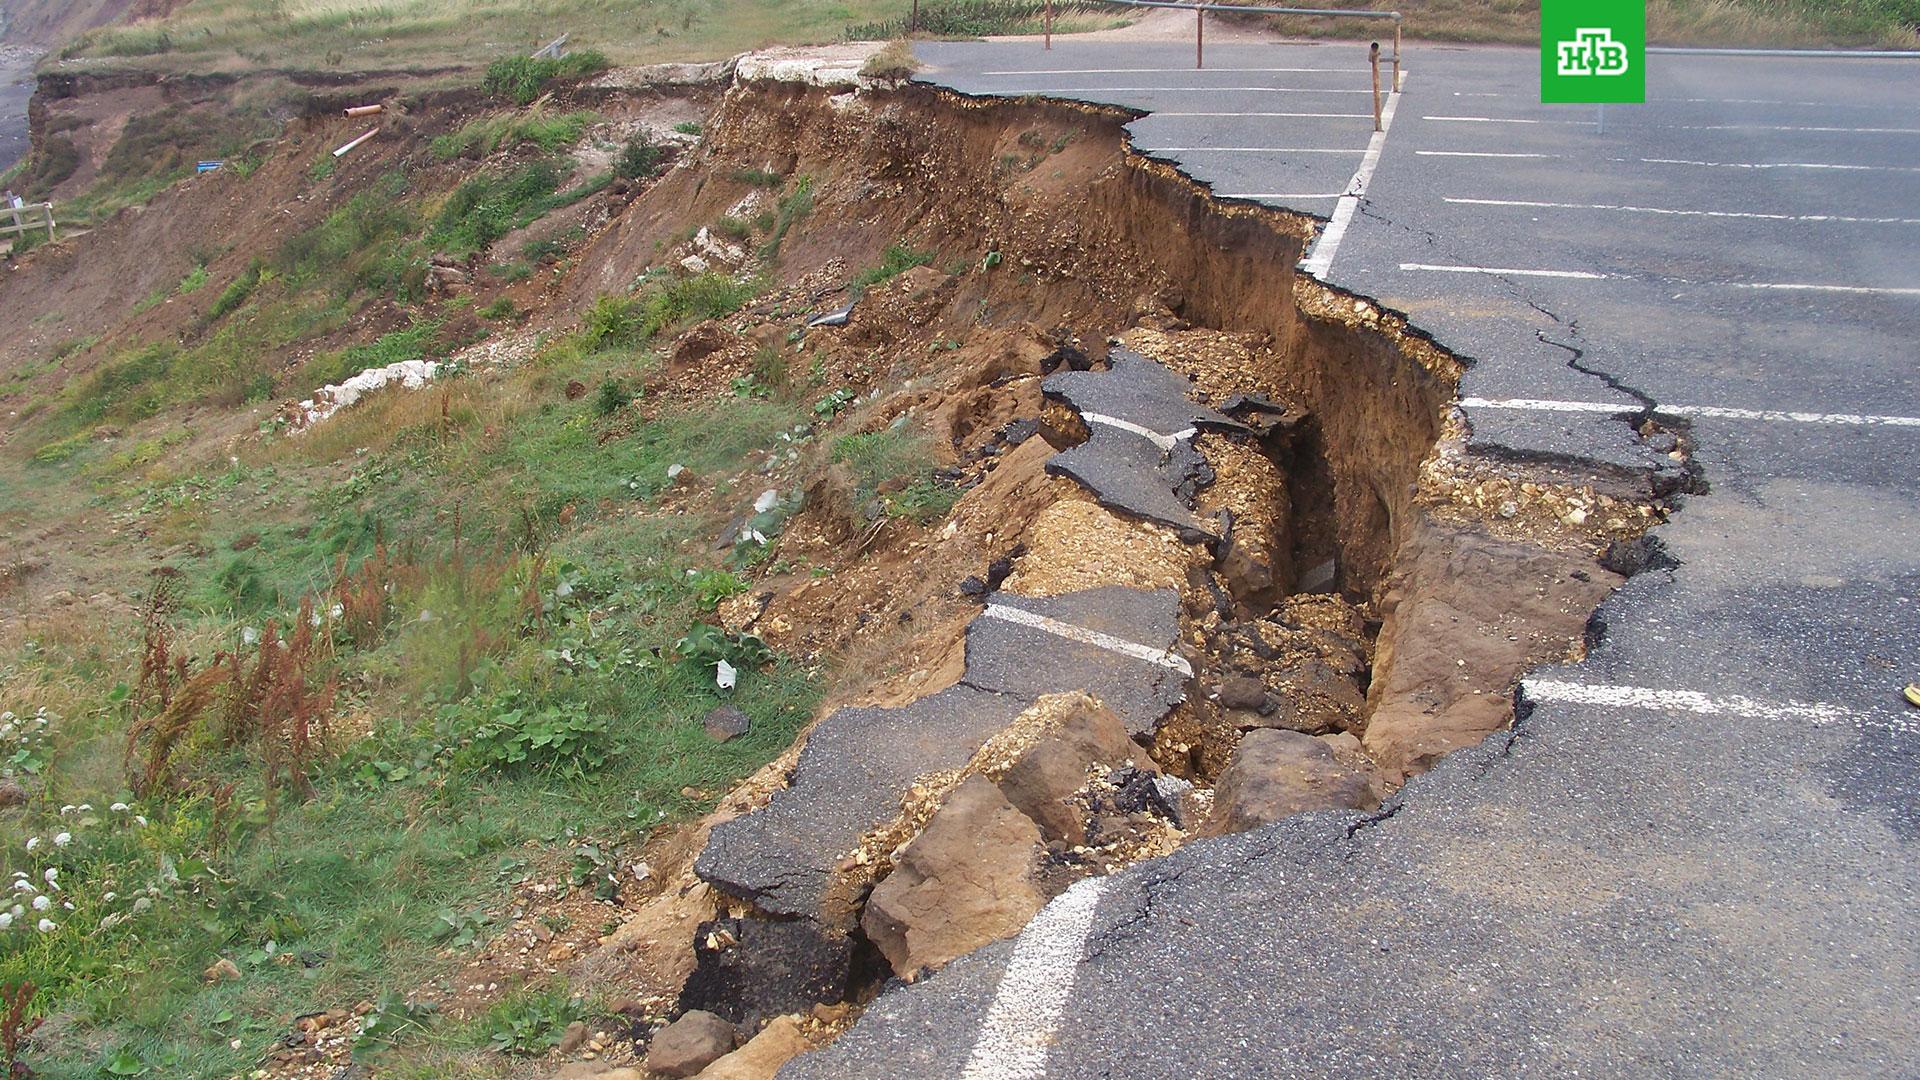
483, 51, 611, 106
431, 110, 600, 160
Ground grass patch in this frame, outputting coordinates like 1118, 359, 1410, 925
483, 50, 611, 105
583, 273, 761, 349
760, 176, 815, 260
430, 109, 600, 160
851, 242, 935, 297
301, 321, 443, 396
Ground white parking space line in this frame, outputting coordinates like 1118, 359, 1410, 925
959, 877, 1111, 1080
1300, 79, 1405, 278
1160, 111, 1372, 119
981, 604, 1195, 676
1400, 263, 1610, 279
1424, 114, 1920, 134
1460, 396, 1920, 428
1216, 192, 1344, 200
1079, 412, 1198, 451
1443, 196, 1920, 225
1521, 679, 1918, 737
1454, 89, 1916, 109
1417, 150, 1920, 172
1399, 263, 1920, 296
1013, 86, 1374, 95
979, 67, 1350, 75
1154, 147, 1366, 153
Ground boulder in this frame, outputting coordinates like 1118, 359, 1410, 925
1201, 729, 1378, 837
0, 778, 25, 808
997, 698, 1146, 844
704, 706, 751, 742
689, 1015, 808, 1080
1213, 675, 1269, 712
861, 775, 1044, 977
647, 1010, 739, 1078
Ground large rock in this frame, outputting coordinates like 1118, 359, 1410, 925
998, 697, 1148, 844
861, 775, 1045, 977
1201, 729, 1378, 837
690, 1015, 808, 1080
647, 1010, 738, 1078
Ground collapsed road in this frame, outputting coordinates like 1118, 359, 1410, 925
763, 33, 1920, 1080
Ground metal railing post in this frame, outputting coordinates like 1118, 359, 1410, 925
1369, 42, 1383, 131
1392, 20, 1402, 90
1196, 3, 1205, 69
1046, 0, 1054, 49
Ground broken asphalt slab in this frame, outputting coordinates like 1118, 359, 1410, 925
697, 586, 1188, 921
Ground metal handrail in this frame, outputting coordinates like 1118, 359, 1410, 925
1040, 0, 1404, 84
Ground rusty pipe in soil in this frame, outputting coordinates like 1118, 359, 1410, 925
1369, 42, 1382, 132
343, 104, 383, 119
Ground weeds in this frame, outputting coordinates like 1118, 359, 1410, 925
483, 51, 611, 106
852, 241, 935, 296
761, 176, 815, 259
615, 132, 664, 180
430, 110, 599, 160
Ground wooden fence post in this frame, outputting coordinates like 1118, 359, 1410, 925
1369, 42, 1383, 132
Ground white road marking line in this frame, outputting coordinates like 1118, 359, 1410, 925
981, 604, 1195, 677
1079, 412, 1198, 451
1215, 192, 1344, 200
1521, 679, 1918, 736
1157, 111, 1372, 118
1416, 150, 1555, 158
1151, 146, 1367, 153
1300, 77, 1405, 278
1398, 263, 1612, 279
1423, 114, 1920, 134
1459, 396, 1920, 428
1455, 90, 1914, 108
1416, 150, 1920, 172
1011, 85, 1374, 94
1443, 196, 1920, 225
1398, 263, 1920, 295
979, 67, 1350, 75
959, 877, 1111, 1080
1636, 156, 1920, 172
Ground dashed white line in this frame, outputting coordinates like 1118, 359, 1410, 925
1458, 396, 1920, 428
1079, 412, 1198, 451
1398, 263, 1920, 295
958, 877, 1111, 1080
1300, 77, 1405, 278
1443, 196, 1920, 225
1415, 150, 1555, 159
981, 604, 1195, 677
1521, 679, 1917, 736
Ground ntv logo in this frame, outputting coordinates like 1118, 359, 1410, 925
1556, 28, 1631, 76
1541, 2, 1645, 103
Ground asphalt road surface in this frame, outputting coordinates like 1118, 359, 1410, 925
780, 37, 1920, 1079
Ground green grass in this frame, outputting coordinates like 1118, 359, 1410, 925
1241, 0, 1920, 47
1, 348, 824, 1078
851, 241, 935, 297
830, 425, 962, 523
482, 51, 611, 105
301, 321, 444, 397
583, 273, 762, 350
430, 110, 600, 160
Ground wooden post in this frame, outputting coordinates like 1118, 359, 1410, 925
1393, 22, 1402, 91
910, 0, 919, 35
1196, 3, 1205, 70
1045, 0, 1053, 50
43, 204, 54, 244
1369, 42, 1383, 132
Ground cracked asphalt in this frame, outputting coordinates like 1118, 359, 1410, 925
777, 37, 1920, 1078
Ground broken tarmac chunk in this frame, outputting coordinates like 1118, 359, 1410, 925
1041, 348, 1246, 540
967, 587, 1190, 735
695, 683, 1027, 920
695, 587, 1191, 923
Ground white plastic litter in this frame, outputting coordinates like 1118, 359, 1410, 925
715, 660, 738, 690
753, 489, 778, 514
667, 463, 686, 479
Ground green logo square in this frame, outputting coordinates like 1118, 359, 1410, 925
1541, 0, 1645, 103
